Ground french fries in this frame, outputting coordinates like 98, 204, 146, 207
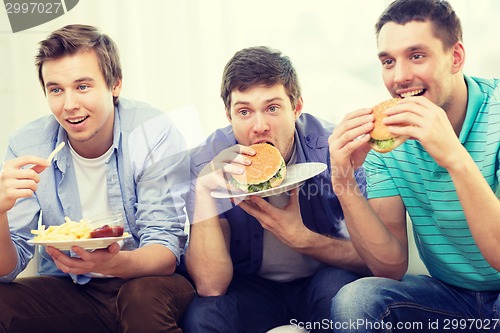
31, 217, 93, 241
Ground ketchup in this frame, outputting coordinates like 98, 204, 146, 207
90, 225, 124, 238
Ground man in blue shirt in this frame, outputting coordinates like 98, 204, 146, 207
0, 25, 194, 332
182, 46, 369, 333
329, 0, 500, 332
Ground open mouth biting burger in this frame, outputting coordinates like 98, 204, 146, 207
368, 98, 409, 153
230, 143, 287, 193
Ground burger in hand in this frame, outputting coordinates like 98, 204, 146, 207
368, 98, 409, 153
230, 143, 287, 193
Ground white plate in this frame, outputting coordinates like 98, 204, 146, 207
28, 233, 131, 251
211, 162, 327, 199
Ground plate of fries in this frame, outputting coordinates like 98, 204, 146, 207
28, 235, 131, 251
29, 215, 131, 251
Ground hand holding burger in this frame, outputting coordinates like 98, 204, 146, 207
368, 98, 409, 153
231, 143, 286, 193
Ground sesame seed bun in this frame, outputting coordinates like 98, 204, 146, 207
368, 98, 408, 153
231, 143, 286, 190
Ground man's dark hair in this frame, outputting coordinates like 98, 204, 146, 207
221, 46, 301, 112
375, 0, 462, 50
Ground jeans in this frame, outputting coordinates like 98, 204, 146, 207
330, 275, 500, 333
181, 266, 361, 333
0, 274, 195, 333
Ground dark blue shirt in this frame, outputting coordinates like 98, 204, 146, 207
188, 113, 366, 275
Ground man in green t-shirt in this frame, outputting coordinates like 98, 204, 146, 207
328, 0, 500, 331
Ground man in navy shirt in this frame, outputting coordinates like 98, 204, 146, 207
182, 46, 369, 333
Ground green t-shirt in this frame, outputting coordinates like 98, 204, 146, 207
364, 75, 500, 291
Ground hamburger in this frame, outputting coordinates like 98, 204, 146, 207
368, 98, 409, 153
230, 143, 287, 193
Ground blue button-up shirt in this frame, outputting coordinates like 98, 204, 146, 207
1, 98, 190, 282
188, 113, 366, 275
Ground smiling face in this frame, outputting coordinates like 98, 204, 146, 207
377, 20, 465, 112
42, 50, 121, 158
227, 83, 302, 163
